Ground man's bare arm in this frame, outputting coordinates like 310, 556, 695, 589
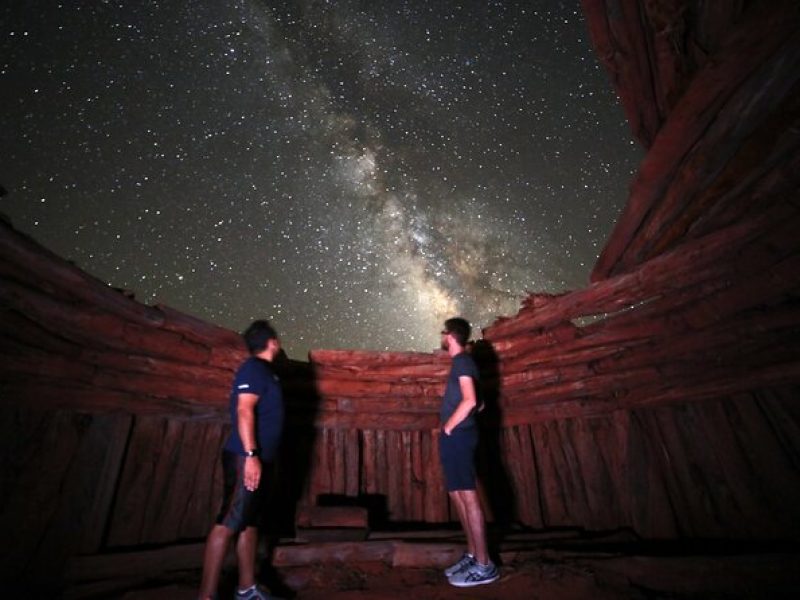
237, 392, 261, 491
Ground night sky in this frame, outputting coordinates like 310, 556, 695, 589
1, 1, 641, 359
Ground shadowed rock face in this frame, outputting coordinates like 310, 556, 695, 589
582, 0, 800, 278
1, 0, 799, 589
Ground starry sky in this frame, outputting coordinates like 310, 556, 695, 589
1, 1, 641, 359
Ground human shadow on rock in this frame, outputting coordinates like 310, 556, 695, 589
471, 339, 518, 540
258, 351, 322, 598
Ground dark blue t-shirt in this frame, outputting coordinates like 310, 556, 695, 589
440, 352, 480, 430
224, 356, 284, 460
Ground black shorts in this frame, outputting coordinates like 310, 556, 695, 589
216, 450, 272, 532
439, 427, 478, 492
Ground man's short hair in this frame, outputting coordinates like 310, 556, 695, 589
243, 320, 278, 354
444, 317, 471, 347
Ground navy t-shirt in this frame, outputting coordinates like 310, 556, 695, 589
440, 352, 480, 430
224, 356, 284, 460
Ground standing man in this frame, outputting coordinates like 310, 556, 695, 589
439, 317, 499, 587
199, 320, 285, 600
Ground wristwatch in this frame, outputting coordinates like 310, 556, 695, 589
244, 449, 258, 457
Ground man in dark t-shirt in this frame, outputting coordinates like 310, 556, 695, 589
225, 355, 284, 463
439, 317, 499, 588
199, 320, 284, 600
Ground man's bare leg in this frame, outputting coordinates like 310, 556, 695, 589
460, 490, 489, 565
450, 490, 478, 556
199, 524, 234, 599
235, 526, 259, 592
449, 490, 476, 557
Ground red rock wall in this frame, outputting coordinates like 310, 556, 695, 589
2, 0, 799, 588
583, 0, 800, 277
0, 218, 238, 583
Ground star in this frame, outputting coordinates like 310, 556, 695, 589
0, 1, 642, 358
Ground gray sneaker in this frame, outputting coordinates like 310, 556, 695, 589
234, 584, 272, 599
443, 552, 476, 577
448, 560, 499, 587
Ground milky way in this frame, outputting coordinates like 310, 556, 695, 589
1, 1, 642, 358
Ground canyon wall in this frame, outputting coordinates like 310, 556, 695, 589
1, 0, 798, 588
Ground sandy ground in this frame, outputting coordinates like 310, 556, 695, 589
51, 529, 800, 599
108, 550, 800, 600
117, 560, 628, 600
